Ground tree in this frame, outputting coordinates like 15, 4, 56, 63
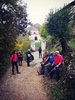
39, 24, 48, 38
15, 4, 27, 34
0, 0, 28, 75
0, 0, 27, 51
15, 36, 31, 51
46, 8, 71, 54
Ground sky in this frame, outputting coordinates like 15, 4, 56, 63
22, 0, 73, 25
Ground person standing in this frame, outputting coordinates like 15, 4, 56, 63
10, 51, 20, 75
38, 47, 42, 58
26, 50, 31, 66
17, 52, 23, 66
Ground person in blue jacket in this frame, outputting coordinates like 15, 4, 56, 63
44, 52, 55, 74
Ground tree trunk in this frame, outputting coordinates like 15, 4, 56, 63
59, 35, 69, 55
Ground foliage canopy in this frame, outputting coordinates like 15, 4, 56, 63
46, 8, 71, 53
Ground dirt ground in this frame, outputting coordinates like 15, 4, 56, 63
0, 51, 51, 100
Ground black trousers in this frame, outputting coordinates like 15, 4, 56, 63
27, 59, 30, 66
18, 57, 22, 66
50, 65, 62, 81
11, 61, 19, 74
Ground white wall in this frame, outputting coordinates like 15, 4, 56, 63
29, 30, 46, 51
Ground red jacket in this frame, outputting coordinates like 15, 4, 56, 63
53, 54, 63, 65
18, 53, 22, 58
10, 54, 17, 62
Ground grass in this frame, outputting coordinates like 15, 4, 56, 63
50, 82, 61, 100
48, 49, 54, 53
43, 77, 61, 100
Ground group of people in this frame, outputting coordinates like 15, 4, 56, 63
10, 49, 34, 75
38, 50, 64, 81
10, 48, 64, 80
10, 51, 23, 75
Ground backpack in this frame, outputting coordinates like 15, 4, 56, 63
30, 54, 34, 61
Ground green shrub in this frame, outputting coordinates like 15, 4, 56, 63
35, 42, 41, 48
0, 65, 9, 78
0, 54, 10, 78
68, 39, 75, 50
50, 82, 61, 100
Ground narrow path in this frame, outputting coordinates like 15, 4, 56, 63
0, 51, 51, 100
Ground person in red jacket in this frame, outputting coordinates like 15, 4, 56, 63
50, 51, 63, 81
17, 52, 23, 66
10, 51, 20, 75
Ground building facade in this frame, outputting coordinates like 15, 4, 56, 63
27, 24, 46, 51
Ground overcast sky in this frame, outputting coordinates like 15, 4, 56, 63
22, 0, 73, 24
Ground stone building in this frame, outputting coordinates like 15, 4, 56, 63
26, 24, 46, 51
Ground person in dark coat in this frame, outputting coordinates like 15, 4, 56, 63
26, 50, 31, 66
38, 47, 42, 58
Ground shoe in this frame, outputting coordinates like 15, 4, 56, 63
17, 72, 21, 74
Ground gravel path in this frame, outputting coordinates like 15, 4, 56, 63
0, 51, 51, 100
